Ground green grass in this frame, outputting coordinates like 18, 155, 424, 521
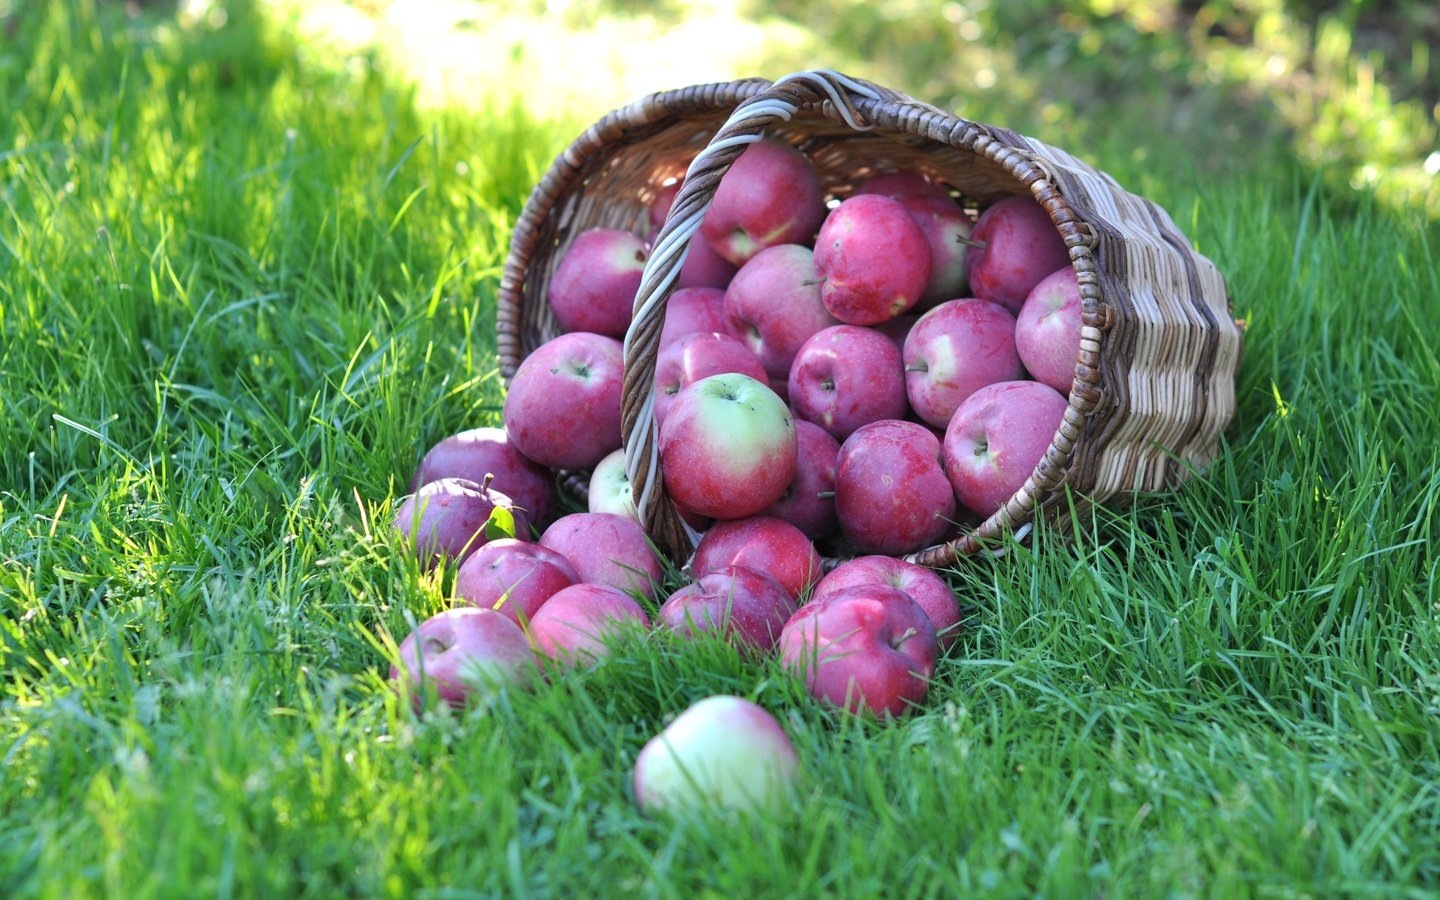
3, 2, 1439, 896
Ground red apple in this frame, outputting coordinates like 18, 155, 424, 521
700, 138, 826, 266
409, 426, 558, 530
900, 193, 974, 309
394, 477, 529, 569
656, 565, 797, 654
812, 556, 963, 649
834, 421, 956, 555
676, 237, 740, 291
658, 286, 727, 350
654, 331, 767, 427
761, 420, 840, 540
1014, 265, 1083, 395
874, 314, 918, 353
539, 512, 664, 601
943, 380, 1069, 518
813, 194, 931, 326
633, 695, 799, 814
453, 538, 579, 625
390, 608, 537, 710
691, 516, 822, 601
502, 332, 624, 471
723, 244, 839, 383
779, 585, 938, 718
658, 373, 796, 521
588, 448, 638, 522
649, 179, 681, 231
547, 228, 647, 338
855, 168, 950, 201
788, 324, 908, 441
965, 195, 1071, 314
902, 298, 1024, 429
527, 582, 650, 663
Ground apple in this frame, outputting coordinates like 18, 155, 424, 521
1014, 265, 1083, 395
813, 194, 931, 326
902, 298, 1024, 429
588, 448, 638, 521
649, 179, 681, 231
855, 168, 950, 201
633, 695, 799, 815
453, 538, 579, 625
874, 314, 918, 353
722, 244, 839, 383
834, 420, 956, 555
761, 420, 840, 541
778, 584, 938, 718
547, 228, 647, 338
654, 331, 767, 427
394, 477, 529, 569
539, 512, 665, 601
965, 195, 1071, 314
527, 582, 651, 663
390, 608, 537, 710
691, 516, 822, 601
658, 373, 796, 521
409, 426, 558, 530
700, 138, 826, 266
900, 193, 974, 309
812, 556, 963, 649
943, 379, 1069, 518
658, 286, 727, 350
788, 324, 908, 441
502, 332, 624, 471
656, 566, 797, 654
676, 236, 740, 291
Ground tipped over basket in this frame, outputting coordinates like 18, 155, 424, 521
497, 70, 1243, 568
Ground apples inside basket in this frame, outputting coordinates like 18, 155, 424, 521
496, 69, 1244, 568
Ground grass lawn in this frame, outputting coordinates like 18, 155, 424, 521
3, 2, 1438, 896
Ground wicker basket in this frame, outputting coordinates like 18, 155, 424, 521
497, 70, 1243, 567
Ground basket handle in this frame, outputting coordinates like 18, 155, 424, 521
619, 70, 922, 564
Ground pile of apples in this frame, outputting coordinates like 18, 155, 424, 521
387, 137, 1086, 813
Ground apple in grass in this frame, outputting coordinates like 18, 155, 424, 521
813, 194, 932, 326
653, 331, 768, 427
527, 582, 650, 663
409, 426, 558, 530
943, 379, 1069, 519
902, 298, 1025, 429
834, 420, 956, 555
691, 516, 823, 601
394, 476, 530, 570
965, 195, 1071, 314
1014, 265, 1084, 395
547, 228, 647, 338
812, 556, 964, 650
656, 565, 797, 654
658, 373, 796, 521
723, 244, 839, 384
788, 324, 908, 441
761, 420, 840, 541
657, 287, 727, 350
700, 137, 827, 266
779, 584, 938, 718
454, 538, 579, 625
633, 695, 799, 815
390, 608, 537, 711
539, 512, 665, 601
900, 194, 975, 310
503, 332, 623, 471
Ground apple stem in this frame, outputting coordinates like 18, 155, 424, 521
904, 364, 928, 373
815, 490, 836, 499
892, 626, 918, 648
955, 234, 987, 250
480, 472, 495, 492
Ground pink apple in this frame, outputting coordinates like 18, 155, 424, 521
902, 298, 1024, 429
649, 179, 681, 231
657, 565, 797, 654
394, 477, 529, 570
658, 286, 727, 350
453, 538, 579, 625
943, 379, 1069, 518
547, 228, 647, 338
813, 194, 931, 325
676, 237, 740, 290
587, 448, 637, 521
779, 585, 938, 718
633, 695, 799, 815
691, 517, 822, 601
658, 373, 796, 520
409, 426, 558, 530
654, 331, 767, 427
812, 556, 963, 649
390, 608, 537, 710
539, 512, 664, 601
788, 324, 908, 441
834, 421, 956, 555
700, 138, 826, 266
855, 168, 950, 200
1014, 265, 1083, 395
965, 195, 1071, 314
527, 582, 650, 663
502, 332, 623, 471
761, 420, 840, 540
874, 314, 918, 353
900, 193, 974, 308
723, 244, 839, 382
